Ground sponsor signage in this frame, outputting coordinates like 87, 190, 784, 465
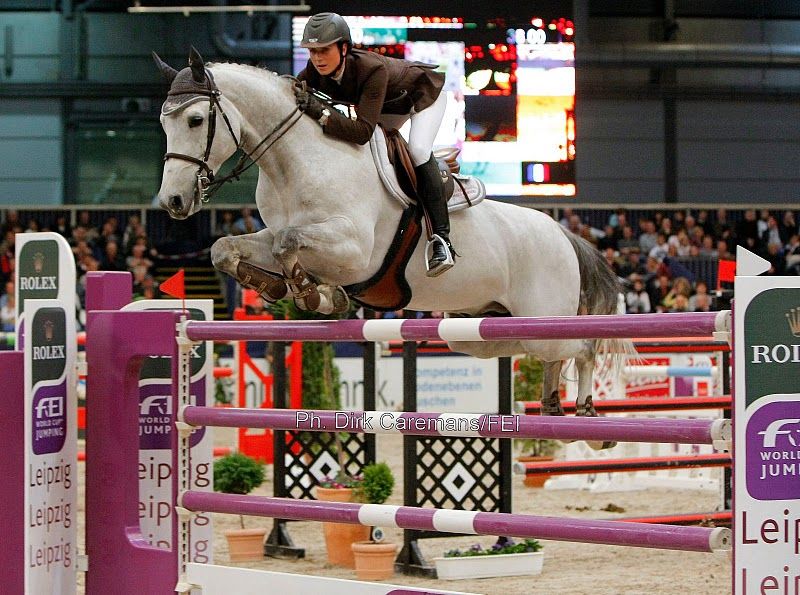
735, 279, 800, 593
122, 300, 214, 563
336, 353, 499, 413
24, 301, 77, 594
15, 233, 76, 349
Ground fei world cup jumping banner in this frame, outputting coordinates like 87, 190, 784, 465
734, 267, 800, 593
24, 300, 77, 595
122, 300, 214, 564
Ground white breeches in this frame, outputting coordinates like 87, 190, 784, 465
379, 91, 448, 166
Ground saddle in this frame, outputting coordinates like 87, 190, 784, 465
343, 128, 486, 311
370, 128, 486, 212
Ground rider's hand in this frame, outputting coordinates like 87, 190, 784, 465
293, 86, 325, 120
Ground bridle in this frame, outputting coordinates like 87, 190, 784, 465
163, 71, 303, 205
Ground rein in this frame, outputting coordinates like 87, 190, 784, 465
163, 72, 303, 204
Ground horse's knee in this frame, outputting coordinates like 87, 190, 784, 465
211, 237, 236, 272
272, 227, 304, 260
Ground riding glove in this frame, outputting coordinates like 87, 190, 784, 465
293, 86, 326, 121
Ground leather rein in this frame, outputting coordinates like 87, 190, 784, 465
163, 72, 303, 204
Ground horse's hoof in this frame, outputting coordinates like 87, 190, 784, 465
331, 286, 350, 314
585, 440, 618, 450
576, 395, 617, 449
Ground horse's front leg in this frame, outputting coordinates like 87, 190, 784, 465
272, 219, 367, 315
210, 229, 288, 303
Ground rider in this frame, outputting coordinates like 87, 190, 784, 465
294, 12, 456, 277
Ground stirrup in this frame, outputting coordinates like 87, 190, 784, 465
425, 234, 455, 278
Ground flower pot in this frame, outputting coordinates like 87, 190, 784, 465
315, 486, 371, 568
351, 541, 398, 580
434, 551, 544, 580
224, 528, 267, 562
517, 456, 555, 488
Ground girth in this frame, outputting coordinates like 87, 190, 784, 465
343, 204, 422, 311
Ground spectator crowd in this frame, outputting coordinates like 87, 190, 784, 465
558, 207, 800, 314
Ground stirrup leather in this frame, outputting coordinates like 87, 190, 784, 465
424, 234, 455, 278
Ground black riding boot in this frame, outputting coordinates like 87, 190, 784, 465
415, 154, 455, 277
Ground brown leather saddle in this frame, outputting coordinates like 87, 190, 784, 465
343, 128, 461, 311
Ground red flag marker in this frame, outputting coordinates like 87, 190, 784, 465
161, 269, 186, 299
717, 259, 736, 288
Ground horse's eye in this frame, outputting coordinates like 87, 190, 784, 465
188, 115, 203, 128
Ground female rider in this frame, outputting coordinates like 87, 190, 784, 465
294, 12, 455, 277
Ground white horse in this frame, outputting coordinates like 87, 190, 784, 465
154, 49, 629, 432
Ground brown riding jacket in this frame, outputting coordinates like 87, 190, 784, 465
298, 49, 445, 145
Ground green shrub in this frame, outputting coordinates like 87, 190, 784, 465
514, 356, 559, 457
214, 452, 265, 495
214, 452, 266, 529
358, 462, 395, 505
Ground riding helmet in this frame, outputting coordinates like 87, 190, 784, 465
300, 12, 352, 48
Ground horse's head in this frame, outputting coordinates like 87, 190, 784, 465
154, 48, 242, 219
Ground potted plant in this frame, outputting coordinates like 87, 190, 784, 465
514, 355, 561, 487
213, 452, 267, 561
351, 462, 397, 581
434, 538, 544, 580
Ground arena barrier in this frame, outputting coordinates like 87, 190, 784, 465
80, 271, 740, 595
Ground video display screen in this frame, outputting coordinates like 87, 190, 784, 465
292, 15, 575, 198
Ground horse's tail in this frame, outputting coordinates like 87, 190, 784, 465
561, 229, 639, 378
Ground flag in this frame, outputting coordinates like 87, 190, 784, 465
717, 259, 736, 287
160, 269, 186, 299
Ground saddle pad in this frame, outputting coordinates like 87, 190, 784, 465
369, 129, 486, 213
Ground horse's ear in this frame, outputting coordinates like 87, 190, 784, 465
152, 51, 178, 83
188, 46, 206, 83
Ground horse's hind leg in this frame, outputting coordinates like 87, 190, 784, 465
575, 345, 616, 450
211, 230, 288, 303
540, 360, 565, 415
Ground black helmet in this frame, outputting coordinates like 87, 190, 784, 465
301, 12, 352, 48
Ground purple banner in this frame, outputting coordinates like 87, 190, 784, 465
745, 399, 800, 500
139, 379, 205, 449
31, 380, 67, 455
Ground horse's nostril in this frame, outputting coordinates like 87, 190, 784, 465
168, 195, 183, 212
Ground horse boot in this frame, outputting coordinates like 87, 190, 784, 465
236, 261, 288, 303
540, 390, 565, 416
415, 154, 455, 277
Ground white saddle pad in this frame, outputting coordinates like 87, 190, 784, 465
369, 129, 486, 213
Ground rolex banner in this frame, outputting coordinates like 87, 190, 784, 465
24, 300, 77, 594
734, 277, 800, 593
15, 233, 76, 350
122, 300, 214, 563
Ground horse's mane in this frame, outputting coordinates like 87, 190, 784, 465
208, 62, 286, 84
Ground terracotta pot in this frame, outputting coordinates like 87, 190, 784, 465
224, 528, 267, 561
316, 487, 371, 568
517, 456, 555, 488
352, 541, 398, 581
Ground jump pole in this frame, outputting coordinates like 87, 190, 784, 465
181, 311, 730, 342
515, 396, 731, 414
180, 406, 731, 447
513, 453, 731, 476
178, 491, 731, 554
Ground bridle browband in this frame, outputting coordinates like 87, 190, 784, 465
163, 70, 303, 204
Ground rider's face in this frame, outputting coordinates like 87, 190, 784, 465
309, 44, 344, 76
